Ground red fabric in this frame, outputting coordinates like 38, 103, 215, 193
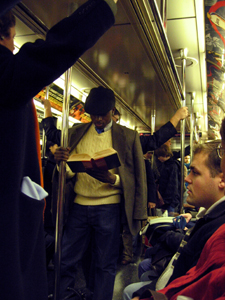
157, 223, 225, 300
32, 101, 43, 188
32, 102, 46, 217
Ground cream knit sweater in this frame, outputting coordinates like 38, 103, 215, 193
71, 124, 122, 205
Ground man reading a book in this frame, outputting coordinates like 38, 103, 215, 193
42, 86, 147, 300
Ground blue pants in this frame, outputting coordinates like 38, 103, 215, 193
123, 281, 152, 300
138, 258, 152, 279
60, 203, 120, 300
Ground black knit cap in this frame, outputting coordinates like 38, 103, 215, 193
84, 86, 115, 115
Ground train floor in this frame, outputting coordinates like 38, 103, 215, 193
47, 243, 144, 300
112, 256, 142, 299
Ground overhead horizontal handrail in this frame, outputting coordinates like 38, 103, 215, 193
121, 0, 185, 108
145, 0, 184, 101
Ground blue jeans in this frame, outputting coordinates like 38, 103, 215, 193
138, 258, 152, 279
123, 281, 152, 300
60, 203, 120, 300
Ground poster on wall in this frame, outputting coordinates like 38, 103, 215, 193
205, 0, 225, 139
35, 84, 91, 123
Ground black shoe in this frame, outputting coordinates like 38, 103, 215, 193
63, 287, 82, 300
77, 287, 93, 300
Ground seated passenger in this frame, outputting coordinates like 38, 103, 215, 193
123, 140, 225, 300
129, 119, 225, 300
137, 213, 193, 280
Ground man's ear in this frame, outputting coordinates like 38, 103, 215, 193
0, 36, 4, 46
112, 107, 116, 116
218, 173, 225, 189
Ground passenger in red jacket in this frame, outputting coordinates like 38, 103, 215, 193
137, 118, 225, 300
124, 140, 225, 300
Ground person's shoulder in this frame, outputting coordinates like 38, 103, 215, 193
114, 122, 136, 134
165, 157, 176, 164
70, 122, 90, 132
165, 158, 181, 170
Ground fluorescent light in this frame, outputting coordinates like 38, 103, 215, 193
33, 99, 44, 109
33, 99, 62, 116
69, 116, 80, 124
53, 76, 83, 100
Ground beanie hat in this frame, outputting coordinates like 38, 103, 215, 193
84, 86, 115, 115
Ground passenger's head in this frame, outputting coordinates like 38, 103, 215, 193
185, 141, 224, 210
154, 144, 173, 162
84, 86, 115, 130
164, 139, 172, 148
46, 141, 58, 156
112, 108, 121, 123
0, 10, 16, 52
184, 155, 190, 164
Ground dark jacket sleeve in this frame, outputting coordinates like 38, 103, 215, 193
0, 0, 116, 108
145, 159, 157, 204
173, 145, 190, 160
140, 121, 177, 154
0, 0, 20, 16
169, 201, 225, 283
158, 161, 180, 208
42, 117, 61, 145
162, 230, 185, 252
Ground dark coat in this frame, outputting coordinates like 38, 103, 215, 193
173, 145, 190, 160
144, 159, 157, 205
42, 118, 148, 235
0, 0, 20, 16
169, 200, 225, 282
0, 1, 115, 299
140, 223, 225, 300
140, 121, 177, 154
133, 200, 225, 298
157, 158, 181, 209
43, 154, 56, 232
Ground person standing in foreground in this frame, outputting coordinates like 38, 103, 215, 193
42, 86, 147, 300
0, 1, 118, 299
0, 0, 20, 16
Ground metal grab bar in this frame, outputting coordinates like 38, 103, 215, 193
41, 86, 49, 159
54, 68, 72, 300
180, 49, 186, 214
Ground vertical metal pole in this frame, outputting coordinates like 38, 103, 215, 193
54, 68, 72, 300
151, 109, 156, 169
190, 93, 195, 162
151, 109, 156, 135
180, 48, 187, 214
42, 86, 50, 159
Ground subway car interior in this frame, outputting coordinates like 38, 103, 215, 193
9, 0, 225, 299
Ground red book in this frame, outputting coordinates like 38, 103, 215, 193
67, 147, 121, 172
